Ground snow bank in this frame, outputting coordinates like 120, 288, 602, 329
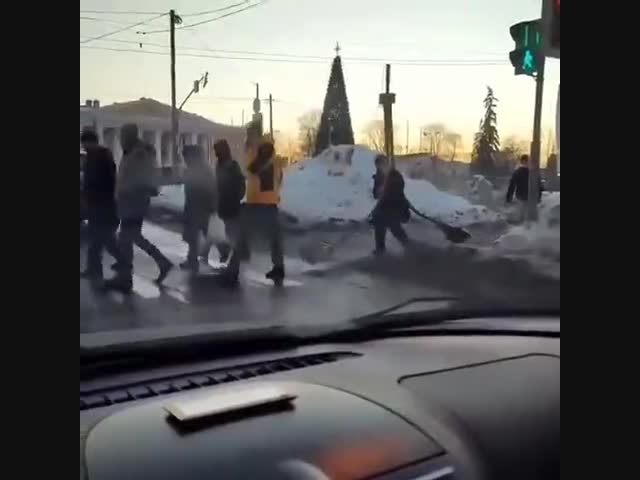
281, 145, 502, 227
493, 192, 560, 261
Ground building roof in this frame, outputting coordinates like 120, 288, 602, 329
99, 98, 220, 128
80, 97, 245, 138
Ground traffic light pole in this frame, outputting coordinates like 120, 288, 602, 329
169, 10, 178, 170
527, 53, 546, 223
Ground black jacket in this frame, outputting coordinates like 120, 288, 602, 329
373, 169, 410, 223
372, 170, 385, 199
216, 158, 246, 221
82, 145, 117, 223
506, 166, 544, 203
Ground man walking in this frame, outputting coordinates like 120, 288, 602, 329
80, 128, 122, 281
180, 145, 217, 273
213, 139, 245, 265
220, 138, 283, 286
506, 154, 544, 223
369, 155, 411, 255
103, 123, 173, 293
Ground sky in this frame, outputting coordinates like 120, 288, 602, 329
80, 0, 560, 152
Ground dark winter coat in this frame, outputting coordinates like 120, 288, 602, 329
183, 160, 217, 237
372, 170, 385, 199
116, 141, 158, 220
372, 168, 410, 223
82, 145, 118, 224
216, 157, 246, 221
506, 166, 544, 203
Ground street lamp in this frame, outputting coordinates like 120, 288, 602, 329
179, 72, 208, 111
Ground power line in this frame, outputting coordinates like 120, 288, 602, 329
181, 1, 250, 17
139, 1, 267, 35
79, 37, 505, 64
80, 16, 137, 27
80, 45, 510, 66
79, 2, 248, 18
80, 15, 169, 28
80, 9, 166, 15
81, 12, 168, 45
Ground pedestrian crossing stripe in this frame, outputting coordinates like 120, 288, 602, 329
130, 274, 189, 303
243, 270, 303, 288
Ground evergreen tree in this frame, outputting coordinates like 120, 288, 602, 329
315, 50, 355, 154
471, 86, 500, 176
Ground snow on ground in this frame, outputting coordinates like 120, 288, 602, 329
487, 192, 560, 277
281, 145, 503, 227
151, 145, 506, 229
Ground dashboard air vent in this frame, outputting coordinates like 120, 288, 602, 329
80, 352, 359, 411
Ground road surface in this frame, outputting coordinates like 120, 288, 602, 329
80, 219, 559, 334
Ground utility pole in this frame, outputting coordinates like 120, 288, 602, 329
379, 64, 396, 167
169, 10, 178, 169
242, 109, 245, 126
405, 120, 409, 154
527, 53, 545, 222
269, 93, 274, 141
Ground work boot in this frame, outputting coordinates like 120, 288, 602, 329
218, 244, 231, 264
265, 266, 285, 284
156, 260, 174, 285
215, 270, 239, 288
101, 277, 133, 295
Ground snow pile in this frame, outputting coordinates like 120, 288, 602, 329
493, 192, 560, 261
281, 145, 502, 227
152, 184, 184, 212
467, 175, 496, 209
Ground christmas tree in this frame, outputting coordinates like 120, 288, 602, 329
471, 86, 500, 176
314, 44, 355, 155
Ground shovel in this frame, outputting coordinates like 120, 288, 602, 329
407, 203, 471, 244
299, 227, 366, 265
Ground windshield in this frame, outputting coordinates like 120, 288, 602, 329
80, 0, 560, 350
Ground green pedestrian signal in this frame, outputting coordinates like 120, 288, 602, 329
523, 50, 535, 73
509, 20, 542, 77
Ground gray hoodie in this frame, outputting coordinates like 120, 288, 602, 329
116, 141, 159, 220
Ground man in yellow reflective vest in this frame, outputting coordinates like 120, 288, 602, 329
219, 138, 285, 286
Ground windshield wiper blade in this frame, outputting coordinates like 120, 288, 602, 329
347, 296, 461, 324
347, 297, 560, 331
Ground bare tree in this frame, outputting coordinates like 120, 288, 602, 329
542, 127, 556, 164
422, 123, 447, 155
361, 120, 386, 152
443, 132, 462, 161
297, 109, 322, 157
502, 135, 528, 157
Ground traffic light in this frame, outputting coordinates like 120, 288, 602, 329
544, 0, 560, 58
509, 20, 542, 76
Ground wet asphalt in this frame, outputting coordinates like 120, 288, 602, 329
80, 213, 559, 335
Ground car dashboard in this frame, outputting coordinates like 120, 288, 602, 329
80, 318, 560, 480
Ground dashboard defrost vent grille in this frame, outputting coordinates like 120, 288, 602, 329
80, 351, 360, 411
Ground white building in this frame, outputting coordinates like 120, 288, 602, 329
80, 98, 246, 181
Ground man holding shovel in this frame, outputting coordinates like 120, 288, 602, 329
369, 155, 411, 256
